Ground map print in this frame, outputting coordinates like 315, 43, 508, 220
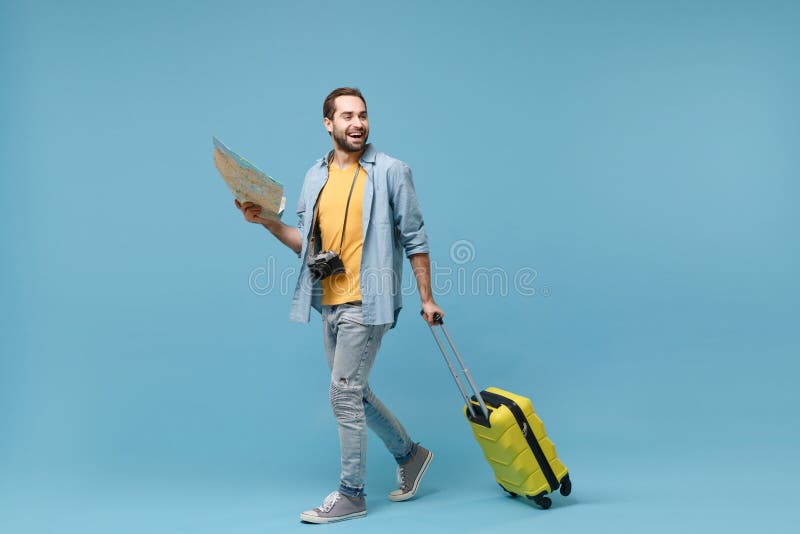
213, 136, 286, 221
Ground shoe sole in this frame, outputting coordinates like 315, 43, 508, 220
388, 451, 434, 502
299, 510, 367, 524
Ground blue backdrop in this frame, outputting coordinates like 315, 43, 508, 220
2, 1, 798, 532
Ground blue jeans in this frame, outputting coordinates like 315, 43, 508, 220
322, 303, 416, 498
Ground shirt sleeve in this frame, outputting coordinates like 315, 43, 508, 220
388, 161, 430, 257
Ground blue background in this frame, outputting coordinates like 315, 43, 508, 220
2, 0, 798, 532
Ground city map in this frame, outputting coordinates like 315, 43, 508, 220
212, 137, 286, 221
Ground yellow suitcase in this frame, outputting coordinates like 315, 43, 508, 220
426, 314, 572, 509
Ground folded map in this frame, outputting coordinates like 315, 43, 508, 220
213, 136, 286, 221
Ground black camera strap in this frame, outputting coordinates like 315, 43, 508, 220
308, 162, 362, 260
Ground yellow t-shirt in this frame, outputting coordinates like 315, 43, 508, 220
317, 162, 366, 306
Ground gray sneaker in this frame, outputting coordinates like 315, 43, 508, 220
300, 491, 366, 524
389, 444, 434, 501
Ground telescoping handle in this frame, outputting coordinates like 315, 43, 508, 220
422, 311, 489, 420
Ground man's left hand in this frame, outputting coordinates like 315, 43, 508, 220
420, 300, 445, 326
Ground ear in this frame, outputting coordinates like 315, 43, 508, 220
323, 117, 333, 134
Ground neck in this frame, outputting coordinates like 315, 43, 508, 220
330, 146, 364, 169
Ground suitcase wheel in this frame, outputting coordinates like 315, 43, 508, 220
559, 474, 572, 497
528, 494, 552, 509
498, 483, 518, 498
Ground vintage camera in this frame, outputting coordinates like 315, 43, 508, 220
308, 250, 345, 281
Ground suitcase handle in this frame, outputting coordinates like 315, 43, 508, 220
421, 311, 489, 420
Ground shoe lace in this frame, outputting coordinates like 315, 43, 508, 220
396, 465, 407, 489
319, 492, 341, 513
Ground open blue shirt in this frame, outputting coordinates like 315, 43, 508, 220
289, 144, 430, 327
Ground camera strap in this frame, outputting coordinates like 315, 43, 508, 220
308, 162, 362, 260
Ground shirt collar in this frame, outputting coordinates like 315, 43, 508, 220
317, 143, 377, 167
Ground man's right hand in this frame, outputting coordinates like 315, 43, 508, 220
235, 199, 269, 224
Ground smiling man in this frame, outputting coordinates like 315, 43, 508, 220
235, 87, 443, 523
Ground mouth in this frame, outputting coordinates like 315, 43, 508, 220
347, 130, 365, 142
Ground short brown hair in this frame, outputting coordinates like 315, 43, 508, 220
323, 87, 367, 120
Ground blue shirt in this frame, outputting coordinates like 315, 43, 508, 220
289, 144, 429, 327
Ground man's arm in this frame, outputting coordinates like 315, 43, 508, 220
261, 218, 302, 255
387, 163, 444, 324
235, 199, 302, 255
410, 253, 444, 325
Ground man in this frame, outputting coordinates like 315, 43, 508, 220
235, 87, 444, 523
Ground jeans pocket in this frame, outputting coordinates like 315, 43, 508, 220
339, 304, 365, 326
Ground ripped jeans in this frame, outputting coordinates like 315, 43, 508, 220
322, 303, 416, 498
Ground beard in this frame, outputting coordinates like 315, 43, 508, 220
332, 126, 369, 153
